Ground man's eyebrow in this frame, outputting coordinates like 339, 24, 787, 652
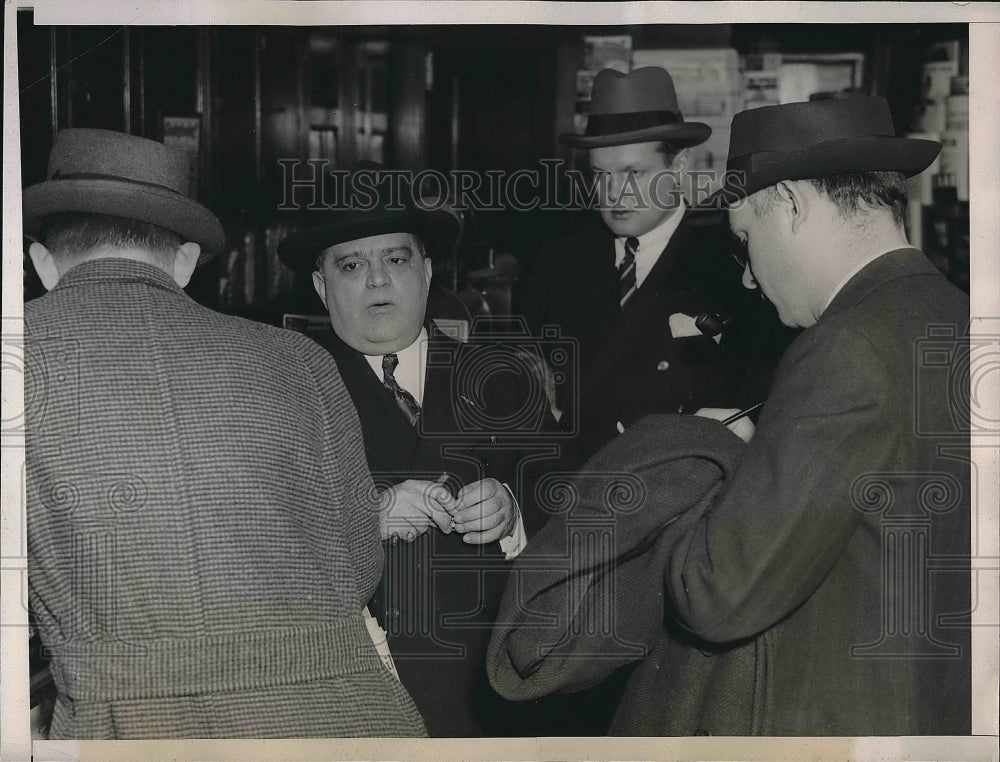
591, 163, 639, 173
331, 244, 413, 264
332, 250, 362, 265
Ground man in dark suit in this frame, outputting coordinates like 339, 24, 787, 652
523, 66, 793, 458
278, 176, 577, 736
489, 97, 971, 735
23, 129, 425, 738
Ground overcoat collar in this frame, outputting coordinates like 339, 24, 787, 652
52, 258, 183, 296
823, 248, 939, 320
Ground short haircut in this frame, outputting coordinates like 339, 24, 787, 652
39, 212, 183, 258
314, 232, 427, 273
749, 171, 909, 227
656, 142, 682, 168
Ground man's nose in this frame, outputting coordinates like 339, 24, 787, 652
606, 174, 626, 203
367, 263, 390, 287
741, 263, 758, 290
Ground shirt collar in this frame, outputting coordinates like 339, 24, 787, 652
634, 200, 686, 255
614, 202, 686, 287
364, 326, 428, 403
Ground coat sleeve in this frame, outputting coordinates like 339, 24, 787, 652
299, 336, 384, 606
487, 415, 742, 700
664, 323, 897, 643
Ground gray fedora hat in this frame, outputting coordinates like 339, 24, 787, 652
23, 128, 225, 261
560, 67, 711, 149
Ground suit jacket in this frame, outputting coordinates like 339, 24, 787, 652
25, 259, 425, 739
489, 249, 971, 735
320, 327, 577, 736
522, 212, 795, 459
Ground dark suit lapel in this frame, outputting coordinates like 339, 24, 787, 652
582, 214, 697, 394
411, 332, 489, 482
418, 331, 485, 441
320, 332, 420, 474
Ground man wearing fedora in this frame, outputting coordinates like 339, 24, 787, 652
23, 129, 426, 738
488, 96, 971, 735
522, 66, 792, 459
277, 169, 579, 736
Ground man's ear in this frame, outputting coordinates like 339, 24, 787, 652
172, 242, 201, 287
671, 148, 690, 173
28, 242, 61, 291
774, 180, 808, 234
311, 270, 329, 310
423, 255, 433, 287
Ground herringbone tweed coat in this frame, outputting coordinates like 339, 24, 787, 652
25, 259, 425, 739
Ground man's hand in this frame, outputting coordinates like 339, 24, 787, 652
450, 478, 517, 545
379, 479, 455, 542
694, 407, 756, 443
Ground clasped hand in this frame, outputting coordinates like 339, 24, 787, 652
379, 477, 516, 545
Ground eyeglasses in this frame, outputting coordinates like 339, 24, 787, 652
729, 234, 749, 269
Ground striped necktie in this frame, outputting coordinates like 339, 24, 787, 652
618, 236, 638, 308
382, 353, 421, 426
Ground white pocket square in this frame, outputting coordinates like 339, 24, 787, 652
668, 312, 722, 343
668, 312, 702, 338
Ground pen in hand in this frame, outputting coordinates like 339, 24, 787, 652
721, 401, 765, 426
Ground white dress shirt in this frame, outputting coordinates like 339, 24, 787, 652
363, 327, 526, 558
613, 200, 687, 288
365, 327, 428, 404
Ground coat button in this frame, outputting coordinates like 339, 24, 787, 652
656, 360, 670, 371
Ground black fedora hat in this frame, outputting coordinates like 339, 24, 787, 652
706, 96, 941, 208
277, 164, 461, 275
560, 67, 711, 149
22, 128, 225, 261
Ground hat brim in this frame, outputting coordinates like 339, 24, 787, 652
22, 178, 225, 263
277, 208, 461, 275
559, 121, 711, 149
698, 136, 942, 210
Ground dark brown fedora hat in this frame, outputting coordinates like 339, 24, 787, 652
22, 128, 225, 261
560, 67, 711, 149
277, 164, 460, 275
705, 96, 941, 208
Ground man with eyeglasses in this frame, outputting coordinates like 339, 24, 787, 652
489, 96, 971, 736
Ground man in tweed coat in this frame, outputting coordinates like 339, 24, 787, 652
23, 129, 425, 738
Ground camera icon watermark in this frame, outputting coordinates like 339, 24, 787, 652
915, 323, 999, 437
419, 316, 579, 440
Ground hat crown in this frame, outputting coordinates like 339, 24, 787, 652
728, 97, 896, 159
48, 128, 190, 196
590, 67, 682, 117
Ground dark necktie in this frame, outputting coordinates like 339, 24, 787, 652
618, 236, 638, 308
382, 353, 421, 426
